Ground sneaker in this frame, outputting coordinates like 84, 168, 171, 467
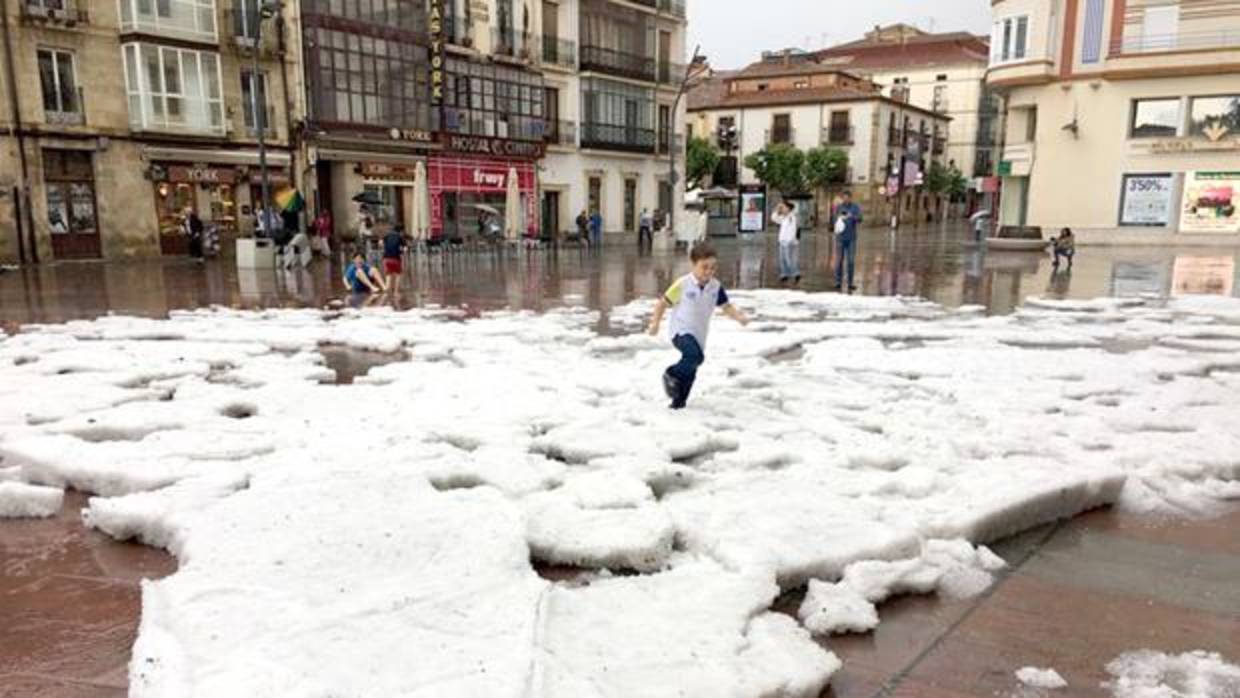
794, 275, 801, 283
833, 284, 843, 292
779, 276, 789, 283
662, 371, 680, 400
848, 285, 858, 292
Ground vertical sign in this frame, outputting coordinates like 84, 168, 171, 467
737, 184, 767, 234
429, 0, 445, 105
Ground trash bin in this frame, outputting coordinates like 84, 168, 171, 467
236, 238, 276, 269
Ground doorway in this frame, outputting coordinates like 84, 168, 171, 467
42, 149, 100, 259
542, 190, 560, 241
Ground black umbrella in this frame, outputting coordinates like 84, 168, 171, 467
352, 191, 383, 206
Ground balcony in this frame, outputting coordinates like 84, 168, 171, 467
21, 0, 88, 27
629, 0, 657, 8
492, 27, 537, 62
245, 104, 277, 138
657, 61, 686, 87
45, 87, 86, 127
765, 127, 795, 146
1111, 28, 1240, 55
581, 45, 656, 82
443, 13, 476, 48
822, 125, 853, 145
581, 123, 656, 154
932, 133, 945, 156
657, 0, 686, 18
544, 120, 577, 147
226, 8, 279, 53
542, 36, 577, 69
888, 126, 903, 147
656, 130, 683, 155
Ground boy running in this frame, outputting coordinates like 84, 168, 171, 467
647, 243, 749, 410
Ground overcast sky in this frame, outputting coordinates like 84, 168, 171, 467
686, 0, 992, 70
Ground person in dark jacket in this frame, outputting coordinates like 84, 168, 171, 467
183, 207, 205, 262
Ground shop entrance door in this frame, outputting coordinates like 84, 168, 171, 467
542, 191, 560, 241
43, 149, 101, 260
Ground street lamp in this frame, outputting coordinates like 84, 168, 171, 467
252, 0, 283, 233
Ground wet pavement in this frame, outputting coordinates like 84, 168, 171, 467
2, 224, 1239, 697
3, 224, 1240, 329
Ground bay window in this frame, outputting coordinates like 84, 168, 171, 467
119, 0, 218, 43
123, 43, 224, 135
991, 15, 1029, 65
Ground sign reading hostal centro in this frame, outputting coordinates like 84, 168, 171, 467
1180, 171, 1240, 234
441, 134, 546, 160
1120, 173, 1174, 227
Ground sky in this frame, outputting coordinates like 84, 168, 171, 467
686, 0, 993, 70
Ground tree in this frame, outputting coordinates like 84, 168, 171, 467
946, 165, 969, 200
743, 144, 807, 197
686, 136, 721, 191
804, 147, 849, 190
925, 161, 953, 197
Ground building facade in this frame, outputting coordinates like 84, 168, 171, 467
814, 25, 1001, 185
297, 0, 687, 245
1, 0, 298, 264
987, 0, 1240, 243
688, 57, 952, 225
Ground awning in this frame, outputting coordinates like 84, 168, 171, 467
315, 148, 427, 167
143, 147, 291, 168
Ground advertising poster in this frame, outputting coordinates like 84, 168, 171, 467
1180, 171, 1240, 234
1172, 256, 1235, 297
1119, 173, 1174, 226
738, 184, 767, 233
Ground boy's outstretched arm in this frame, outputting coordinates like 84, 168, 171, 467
647, 299, 668, 336
722, 303, 749, 326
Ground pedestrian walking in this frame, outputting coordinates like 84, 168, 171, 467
589, 210, 603, 248
639, 208, 654, 248
575, 209, 590, 247
1052, 227, 1076, 270
773, 201, 800, 283
647, 243, 750, 410
382, 224, 408, 294
833, 190, 863, 293
183, 207, 205, 263
313, 209, 333, 257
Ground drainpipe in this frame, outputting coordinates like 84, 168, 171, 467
1, 0, 35, 263
275, 7, 297, 200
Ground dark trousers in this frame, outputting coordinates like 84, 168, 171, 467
665, 334, 704, 408
835, 235, 857, 287
639, 225, 652, 247
1054, 248, 1075, 267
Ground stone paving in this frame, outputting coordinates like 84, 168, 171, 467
1, 226, 1238, 697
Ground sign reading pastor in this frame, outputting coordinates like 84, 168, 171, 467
428, 0, 445, 105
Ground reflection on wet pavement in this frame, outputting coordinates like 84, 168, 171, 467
3, 225, 1239, 328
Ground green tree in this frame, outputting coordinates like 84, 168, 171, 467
804, 147, 849, 190
925, 161, 953, 196
686, 136, 721, 190
743, 144, 807, 197
947, 164, 969, 200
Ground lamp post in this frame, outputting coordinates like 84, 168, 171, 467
668, 45, 701, 239
252, 0, 283, 232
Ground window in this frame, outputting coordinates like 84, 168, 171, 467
828, 110, 850, 144
1081, 0, 1105, 64
443, 58, 544, 140
1189, 96, 1240, 139
793, 80, 809, 89
37, 49, 78, 116
304, 0, 422, 33
771, 114, 791, 144
588, 176, 602, 215
118, 0, 217, 42
1130, 98, 1180, 138
122, 43, 224, 134
757, 83, 768, 91
234, 0, 260, 41
991, 15, 1030, 64
624, 178, 637, 232
658, 104, 671, 153
241, 70, 269, 134
306, 25, 432, 130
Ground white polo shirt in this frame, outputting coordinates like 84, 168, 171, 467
664, 273, 729, 349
